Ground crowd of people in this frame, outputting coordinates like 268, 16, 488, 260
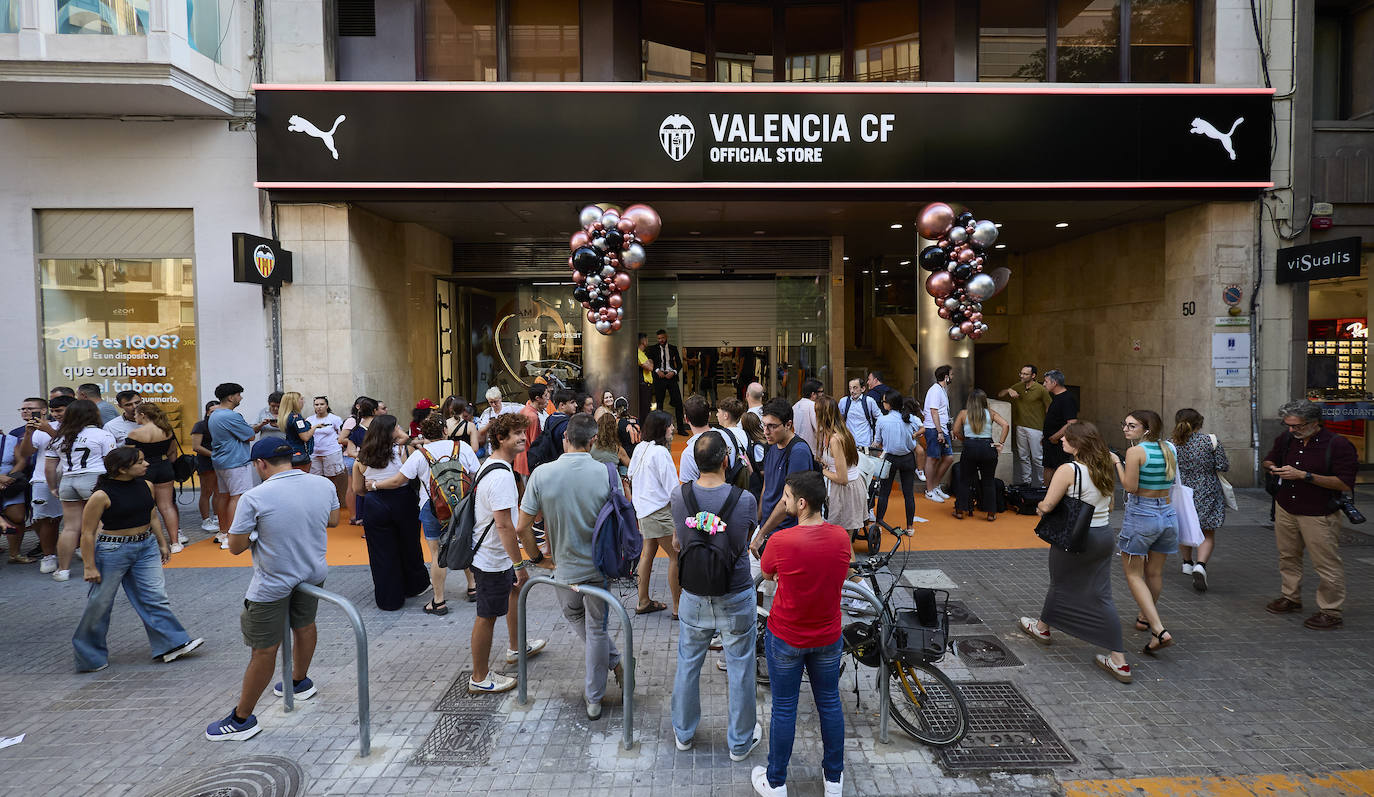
1, 349, 1357, 791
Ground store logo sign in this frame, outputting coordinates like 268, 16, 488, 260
1189, 117, 1244, 160
1276, 236, 1362, 284
288, 114, 346, 160
252, 244, 276, 279
232, 233, 293, 287
659, 114, 695, 162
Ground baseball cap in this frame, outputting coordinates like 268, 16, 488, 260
415, 398, 437, 410
250, 439, 294, 461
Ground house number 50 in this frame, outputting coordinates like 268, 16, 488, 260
1181, 301, 1196, 316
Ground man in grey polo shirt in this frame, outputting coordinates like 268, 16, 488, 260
516, 412, 624, 720
205, 439, 339, 741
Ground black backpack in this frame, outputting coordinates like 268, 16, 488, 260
709, 428, 751, 491
526, 414, 569, 473
841, 396, 877, 437
678, 484, 747, 596
438, 461, 511, 571
781, 436, 824, 475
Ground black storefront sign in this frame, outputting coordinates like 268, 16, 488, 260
1276, 237, 1362, 284
232, 233, 293, 286
254, 85, 1273, 189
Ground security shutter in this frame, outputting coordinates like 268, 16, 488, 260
639, 279, 778, 347
36, 209, 194, 258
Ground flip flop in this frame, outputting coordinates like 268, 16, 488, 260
635, 600, 667, 615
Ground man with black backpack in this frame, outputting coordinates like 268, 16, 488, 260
670, 433, 762, 760
524, 389, 576, 475
840, 378, 882, 453
677, 396, 746, 488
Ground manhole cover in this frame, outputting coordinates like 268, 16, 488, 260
954, 635, 1023, 667
946, 600, 982, 625
144, 755, 306, 797
939, 682, 1076, 771
1338, 529, 1374, 547
411, 710, 499, 766
433, 670, 503, 712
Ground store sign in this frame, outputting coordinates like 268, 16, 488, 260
1276, 237, 1361, 284
1320, 403, 1374, 421
254, 85, 1273, 189
232, 233, 293, 286
1211, 332, 1249, 369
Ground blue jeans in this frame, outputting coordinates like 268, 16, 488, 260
72, 534, 191, 670
673, 587, 757, 753
1119, 495, 1180, 556
764, 630, 844, 788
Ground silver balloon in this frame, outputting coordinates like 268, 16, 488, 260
587, 275, 602, 289
600, 264, 616, 279
595, 319, 613, 334
965, 273, 996, 301
593, 236, 609, 251
947, 226, 968, 245
579, 205, 602, 229
601, 211, 621, 230
622, 242, 646, 269
948, 326, 966, 341
971, 220, 999, 248
942, 297, 961, 312
971, 302, 983, 313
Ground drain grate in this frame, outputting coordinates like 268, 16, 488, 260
954, 635, 1023, 667
1338, 529, 1374, 547
411, 710, 500, 766
433, 670, 504, 712
940, 682, 1076, 771
145, 755, 307, 797
946, 600, 982, 625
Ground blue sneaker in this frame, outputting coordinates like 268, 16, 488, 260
272, 677, 317, 700
205, 712, 261, 741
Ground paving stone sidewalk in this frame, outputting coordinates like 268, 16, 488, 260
0, 488, 1368, 796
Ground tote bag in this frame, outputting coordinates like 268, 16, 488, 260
1171, 482, 1205, 547
1034, 464, 1094, 553
1208, 434, 1239, 511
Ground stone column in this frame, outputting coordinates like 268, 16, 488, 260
581, 285, 640, 415
915, 232, 974, 410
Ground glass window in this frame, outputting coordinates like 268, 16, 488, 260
642, 0, 706, 82
1130, 0, 1194, 82
785, 5, 842, 83
979, 0, 1046, 81
1056, 0, 1120, 82
714, 3, 772, 82
854, 0, 919, 82
57, 0, 149, 34
40, 258, 199, 446
2, 0, 18, 33
454, 281, 585, 402
509, 0, 579, 81
187, 0, 222, 61
424, 0, 497, 81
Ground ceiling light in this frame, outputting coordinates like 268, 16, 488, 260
995, 244, 1006, 249
861, 270, 869, 274
842, 256, 850, 261
890, 223, 902, 229
753, 230, 766, 235
995, 223, 1003, 228
689, 230, 701, 235
899, 260, 911, 266
1054, 222, 1069, 228
879, 270, 889, 274
493, 231, 507, 236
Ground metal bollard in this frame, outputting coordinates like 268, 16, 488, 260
516, 575, 636, 751
279, 582, 372, 757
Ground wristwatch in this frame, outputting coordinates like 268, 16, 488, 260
528, 548, 545, 565
1303, 471, 1314, 483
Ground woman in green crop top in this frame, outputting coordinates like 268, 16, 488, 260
1114, 410, 1180, 656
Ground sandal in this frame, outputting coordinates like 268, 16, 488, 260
1018, 616, 1051, 645
465, 587, 477, 603
1134, 616, 1149, 632
423, 600, 449, 616
635, 600, 667, 615
7, 555, 36, 564
1142, 629, 1173, 656
953, 509, 964, 520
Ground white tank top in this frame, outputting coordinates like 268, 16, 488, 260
1067, 462, 1112, 527
363, 448, 405, 482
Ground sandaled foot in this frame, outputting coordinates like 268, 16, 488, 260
423, 600, 449, 616
1142, 629, 1173, 656
635, 600, 667, 615
8, 555, 36, 564
465, 588, 477, 603
1134, 616, 1149, 632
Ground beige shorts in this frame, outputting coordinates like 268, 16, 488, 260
215, 464, 255, 496
311, 450, 345, 478
638, 504, 675, 540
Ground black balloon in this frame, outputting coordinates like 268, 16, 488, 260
955, 211, 975, 228
572, 285, 590, 302
603, 230, 624, 250
572, 246, 600, 273
952, 262, 973, 281
969, 241, 986, 255
919, 245, 948, 272
951, 312, 966, 324
590, 295, 607, 310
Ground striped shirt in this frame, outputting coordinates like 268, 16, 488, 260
1137, 441, 1176, 490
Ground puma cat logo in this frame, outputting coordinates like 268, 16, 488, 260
1189, 117, 1243, 161
287, 114, 346, 160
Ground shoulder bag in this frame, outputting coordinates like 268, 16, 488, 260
1208, 434, 1238, 511
1033, 463, 1094, 553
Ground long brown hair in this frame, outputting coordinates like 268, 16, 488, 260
814, 395, 858, 468
357, 414, 400, 469
965, 388, 989, 435
1064, 421, 1115, 500
55, 399, 102, 454
741, 412, 765, 446
136, 402, 175, 437
594, 411, 619, 451
1172, 408, 1204, 447
1129, 408, 1176, 481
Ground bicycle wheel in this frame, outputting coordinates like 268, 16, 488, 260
865, 520, 881, 555
886, 659, 968, 747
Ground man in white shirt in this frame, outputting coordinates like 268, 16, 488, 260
922, 365, 955, 503
840, 378, 882, 451
745, 383, 766, 418
476, 386, 519, 449
716, 397, 751, 454
790, 379, 823, 453
678, 395, 730, 484
15, 397, 62, 573
102, 390, 142, 445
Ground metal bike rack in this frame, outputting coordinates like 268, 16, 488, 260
280, 582, 372, 757
515, 575, 636, 751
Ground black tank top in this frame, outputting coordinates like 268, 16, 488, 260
99, 478, 155, 530
130, 437, 173, 464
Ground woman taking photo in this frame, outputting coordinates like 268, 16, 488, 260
352, 414, 429, 611
951, 389, 1010, 522
126, 403, 186, 552
814, 396, 866, 540
1172, 408, 1228, 591
872, 392, 921, 534
1117, 409, 1179, 655
1018, 422, 1131, 683
44, 400, 118, 583
277, 392, 314, 472
625, 410, 681, 617
73, 447, 203, 672
191, 401, 219, 532
340, 397, 378, 525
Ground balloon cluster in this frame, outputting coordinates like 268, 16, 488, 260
568, 203, 661, 335
916, 202, 1011, 341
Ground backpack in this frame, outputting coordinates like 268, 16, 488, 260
709, 428, 751, 491
592, 460, 643, 580
420, 441, 471, 524
526, 414, 569, 473
438, 461, 510, 571
781, 436, 824, 475
678, 484, 747, 597
841, 396, 877, 437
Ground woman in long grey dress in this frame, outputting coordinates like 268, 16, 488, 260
1018, 422, 1132, 683
1172, 408, 1228, 592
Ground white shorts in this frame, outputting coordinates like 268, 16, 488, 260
310, 450, 345, 478
58, 472, 101, 502
30, 481, 63, 519
215, 464, 255, 496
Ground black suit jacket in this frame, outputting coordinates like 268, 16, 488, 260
648, 343, 683, 378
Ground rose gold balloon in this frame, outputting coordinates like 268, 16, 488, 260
570, 231, 589, 250
613, 271, 631, 291
973, 257, 984, 267
958, 248, 977, 263
917, 202, 955, 239
924, 270, 955, 298
937, 307, 952, 320
611, 319, 622, 331
960, 321, 975, 335
970, 312, 983, 323
617, 217, 636, 233
622, 204, 662, 244
608, 293, 623, 308
938, 239, 951, 249
969, 329, 983, 340
586, 310, 597, 323
593, 222, 604, 231
572, 270, 586, 283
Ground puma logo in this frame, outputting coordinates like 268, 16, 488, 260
287, 114, 346, 160
1189, 117, 1243, 161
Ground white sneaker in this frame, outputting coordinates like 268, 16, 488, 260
160, 637, 205, 663
843, 597, 872, 615
925, 491, 946, 504
170, 543, 184, 554
40, 555, 57, 574
220, 537, 230, 550
675, 734, 693, 751
505, 638, 547, 663
52, 569, 70, 582
1181, 562, 1194, 575
934, 487, 950, 500
586, 699, 602, 720
752, 766, 787, 796
468, 673, 516, 693
730, 722, 763, 761
201, 517, 218, 531
178, 532, 189, 545
823, 773, 844, 797
916, 469, 927, 482
213, 533, 226, 545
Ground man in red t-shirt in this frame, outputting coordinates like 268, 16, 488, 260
754, 471, 851, 797
513, 385, 547, 480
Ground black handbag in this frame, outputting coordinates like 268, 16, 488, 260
170, 436, 197, 483
1034, 464, 1094, 553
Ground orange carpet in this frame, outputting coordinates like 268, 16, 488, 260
164, 520, 383, 569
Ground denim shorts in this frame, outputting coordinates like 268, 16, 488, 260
1118, 495, 1179, 556
923, 427, 953, 459
419, 500, 442, 540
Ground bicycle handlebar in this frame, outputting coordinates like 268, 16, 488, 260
849, 527, 910, 576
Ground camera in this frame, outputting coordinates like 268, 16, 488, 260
1330, 495, 1366, 525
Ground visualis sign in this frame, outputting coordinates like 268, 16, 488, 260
1276, 237, 1362, 284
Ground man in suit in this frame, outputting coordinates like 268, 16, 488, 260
649, 329, 686, 433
